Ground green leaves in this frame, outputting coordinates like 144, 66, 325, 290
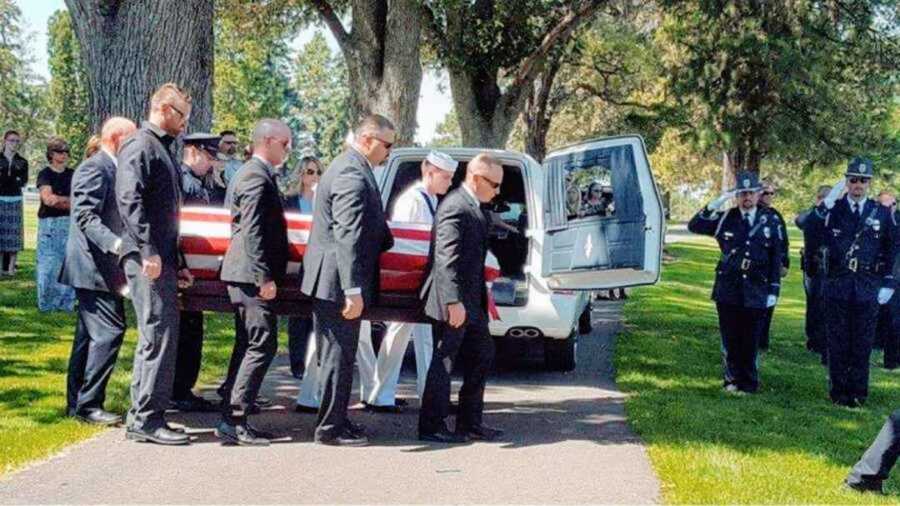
47, 10, 90, 162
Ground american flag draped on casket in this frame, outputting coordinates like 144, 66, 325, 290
178, 207, 501, 319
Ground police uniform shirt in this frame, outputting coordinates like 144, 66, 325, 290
391, 181, 437, 224
180, 164, 211, 206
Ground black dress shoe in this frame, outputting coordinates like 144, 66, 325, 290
254, 395, 273, 407
293, 404, 319, 414
170, 395, 218, 413
315, 429, 369, 447
245, 422, 276, 440
215, 421, 270, 446
126, 426, 190, 446
364, 402, 404, 413
458, 424, 504, 441
419, 429, 469, 444
345, 421, 366, 437
165, 423, 187, 434
845, 478, 884, 494
75, 409, 122, 426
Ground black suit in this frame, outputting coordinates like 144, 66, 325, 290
419, 187, 495, 435
220, 157, 288, 417
300, 148, 393, 441
116, 121, 183, 432
60, 150, 127, 415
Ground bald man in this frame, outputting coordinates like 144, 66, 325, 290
418, 153, 505, 444
61, 117, 137, 426
216, 119, 291, 446
117, 83, 195, 445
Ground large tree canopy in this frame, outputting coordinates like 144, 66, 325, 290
657, 0, 900, 181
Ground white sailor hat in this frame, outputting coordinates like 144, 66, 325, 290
425, 150, 458, 173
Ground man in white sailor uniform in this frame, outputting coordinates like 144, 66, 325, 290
363, 150, 457, 412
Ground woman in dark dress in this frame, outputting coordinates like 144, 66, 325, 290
35, 137, 75, 311
0, 130, 28, 276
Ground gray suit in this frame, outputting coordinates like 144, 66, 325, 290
300, 148, 393, 441
60, 151, 127, 415
419, 187, 494, 434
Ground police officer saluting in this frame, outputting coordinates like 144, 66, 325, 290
813, 157, 898, 408
688, 171, 784, 394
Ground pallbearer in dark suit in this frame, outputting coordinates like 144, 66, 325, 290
170, 133, 222, 413
60, 117, 136, 426
216, 119, 291, 446
418, 153, 505, 444
300, 115, 395, 447
117, 83, 195, 446
811, 157, 898, 408
688, 171, 784, 394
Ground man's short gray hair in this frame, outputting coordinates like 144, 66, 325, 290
252, 118, 290, 147
354, 114, 395, 138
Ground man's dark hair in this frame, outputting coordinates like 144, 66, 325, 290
4, 130, 20, 140
219, 130, 236, 138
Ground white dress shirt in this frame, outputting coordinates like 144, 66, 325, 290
391, 181, 437, 224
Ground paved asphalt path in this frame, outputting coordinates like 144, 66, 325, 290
0, 301, 659, 504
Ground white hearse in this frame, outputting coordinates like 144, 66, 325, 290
377, 136, 664, 370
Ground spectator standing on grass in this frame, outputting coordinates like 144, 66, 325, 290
35, 138, 76, 312
812, 157, 898, 408
757, 180, 789, 351
0, 130, 28, 276
795, 185, 831, 363
688, 171, 784, 395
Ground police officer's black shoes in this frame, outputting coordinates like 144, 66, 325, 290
845, 478, 883, 494
215, 421, 270, 447
75, 409, 122, 426
293, 404, 319, 414
126, 426, 190, 445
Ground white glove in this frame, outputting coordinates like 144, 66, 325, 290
707, 191, 736, 212
766, 295, 777, 308
822, 178, 847, 209
878, 287, 895, 305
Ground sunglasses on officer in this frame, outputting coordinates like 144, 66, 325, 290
848, 177, 871, 184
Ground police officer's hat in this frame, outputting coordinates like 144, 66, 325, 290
845, 156, 874, 178
183, 133, 221, 158
425, 150, 458, 173
730, 171, 762, 193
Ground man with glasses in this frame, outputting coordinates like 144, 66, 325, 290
0, 130, 28, 276
814, 157, 899, 407
300, 114, 395, 446
217, 119, 292, 446
218, 130, 243, 186
117, 83, 195, 445
688, 171, 784, 394
418, 153, 505, 444
757, 180, 789, 351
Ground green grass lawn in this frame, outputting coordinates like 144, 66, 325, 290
0, 203, 240, 475
618, 231, 900, 503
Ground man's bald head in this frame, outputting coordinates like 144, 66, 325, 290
466, 152, 504, 203
251, 118, 292, 167
100, 116, 137, 155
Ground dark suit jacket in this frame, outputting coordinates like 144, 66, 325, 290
59, 151, 126, 293
300, 148, 393, 306
421, 187, 490, 323
115, 121, 183, 266
221, 157, 289, 287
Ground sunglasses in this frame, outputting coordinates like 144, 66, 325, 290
848, 177, 871, 184
52, 149, 70, 154
169, 103, 187, 119
371, 136, 393, 150
762, 191, 774, 196
304, 169, 322, 176
478, 174, 501, 190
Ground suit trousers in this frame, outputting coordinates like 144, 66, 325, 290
226, 284, 278, 417
287, 316, 313, 378
419, 318, 494, 434
295, 321, 374, 409
848, 409, 900, 485
716, 303, 764, 392
172, 310, 204, 400
311, 299, 361, 440
123, 256, 180, 431
826, 298, 877, 402
66, 288, 126, 414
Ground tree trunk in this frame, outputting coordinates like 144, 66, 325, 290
65, 0, 214, 133
524, 61, 563, 161
722, 146, 763, 189
315, 0, 422, 145
449, 69, 523, 149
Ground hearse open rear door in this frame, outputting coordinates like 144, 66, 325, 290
541, 135, 663, 290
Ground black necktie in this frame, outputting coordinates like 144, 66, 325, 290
743, 213, 751, 229
852, 202, 860, 217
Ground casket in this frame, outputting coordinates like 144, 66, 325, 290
178, 207, 500, 322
